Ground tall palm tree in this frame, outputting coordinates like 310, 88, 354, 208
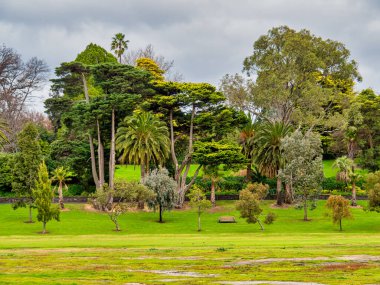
51, 167, 73, 210
333, 156, 353, 185
111, 33, 129, 63
253, 121, 292, 205
333, 156, 359, 206
238, 115, 255, 181
116, 111, 170, 182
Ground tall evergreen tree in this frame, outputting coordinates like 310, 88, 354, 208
33, 161, 60, 234
12, 123, 42, 222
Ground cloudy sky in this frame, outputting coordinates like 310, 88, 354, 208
1, 0, 379, 111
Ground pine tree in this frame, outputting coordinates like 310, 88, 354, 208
12, 123, 42, 222
33, 161, 60, 234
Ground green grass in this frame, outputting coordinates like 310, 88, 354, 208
0, 201, 380, 284
115, 164, 234, 181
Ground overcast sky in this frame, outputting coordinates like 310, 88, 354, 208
1, 0, 380, 111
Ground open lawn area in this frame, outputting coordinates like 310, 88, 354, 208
0, 201, 379, 284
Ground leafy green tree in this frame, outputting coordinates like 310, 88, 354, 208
12, 123, 42, 222
144, 168, 177, 223
236, 183, 274, 231
280, 129, 324, 221
111, 33, 129, 63
91, 182, 155, 231
366, 171, 380, 212
51, 167, 73, 209
253, 121, 292, 205
354, 89, 380, 171
193, 141, 246, 206
326, 195, 352, 231
0, 153, 14, 193
243, 26, 361, 127
76, 43, 117, 65
188, 185, 211, 231
149, 81, 229, 207
136, 58, 165, 81
116, 111, 170, 181
33, 161, 60, 234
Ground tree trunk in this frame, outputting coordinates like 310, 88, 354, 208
245, 163, 252, 182
303, 200, 308, 221
82, 73, 100, 189
109, 108, 116, 190
97, 119, 105, 187
211, 179, 216, 207
351, 165, 357, 206
42, 222, 46, 234
276, 176, 282, 206
159, 205, 163, 223
284, 183, 293, 204
257, 218, 264, 231
177, 104, 197, 207
58, 181, 64, 210
89, 134, 100, 189
28, 205, 33, 223
198, 210, 201, 231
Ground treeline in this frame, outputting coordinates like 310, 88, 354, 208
0, 26, 379, 219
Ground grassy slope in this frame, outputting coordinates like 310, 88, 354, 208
0, 201, 379, 284
115, 160, 359, 181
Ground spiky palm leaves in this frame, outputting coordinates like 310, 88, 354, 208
116, 112, 170, 181
111, 33, 129, 63
253, 121, 292, 205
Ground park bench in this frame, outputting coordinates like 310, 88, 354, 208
218, 216, 236, 223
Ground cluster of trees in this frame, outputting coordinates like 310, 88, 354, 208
0, 26, 379, 232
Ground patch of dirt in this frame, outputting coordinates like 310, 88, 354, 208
218, 281, 324, 285
350, 205, 363, 209
232, 255, 380, 266
317, 262, 369, 272
270, 203, 293, 209
60, 208, 71, 212
133, 270, 218, 278
83, 204, 101, 212
337, 255, 380, 262
208, 205, 227, 213
121, 256, 201, 260
233, 257, 330, 265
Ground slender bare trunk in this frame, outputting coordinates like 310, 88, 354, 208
28, 205, 33, 223
211, 179, 216, 207
303, 199, 308, 221
276, 176, 282, 206
82, 73, 100, 189
245, 163, 252, 182
351, 165, 357, 206
58, 181, 64, 210
339, 219, 342, 231
159, 205, 163, 223
42, 222, 46, 234
109, 108, 116, 190
285, 183, 293, 204
198, 210, 201, 231
89, 134, 100, 189
97, 119, 104, 187
257, 218, 264, 231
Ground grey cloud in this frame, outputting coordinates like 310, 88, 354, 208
0, 0, 379, 112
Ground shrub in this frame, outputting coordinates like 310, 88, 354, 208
326, 195, 352, 231
0, 153, 14, 193
365, 171, 380, 212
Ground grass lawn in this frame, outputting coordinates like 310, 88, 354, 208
0, 201, 379, 284
116, 161, 368, 182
